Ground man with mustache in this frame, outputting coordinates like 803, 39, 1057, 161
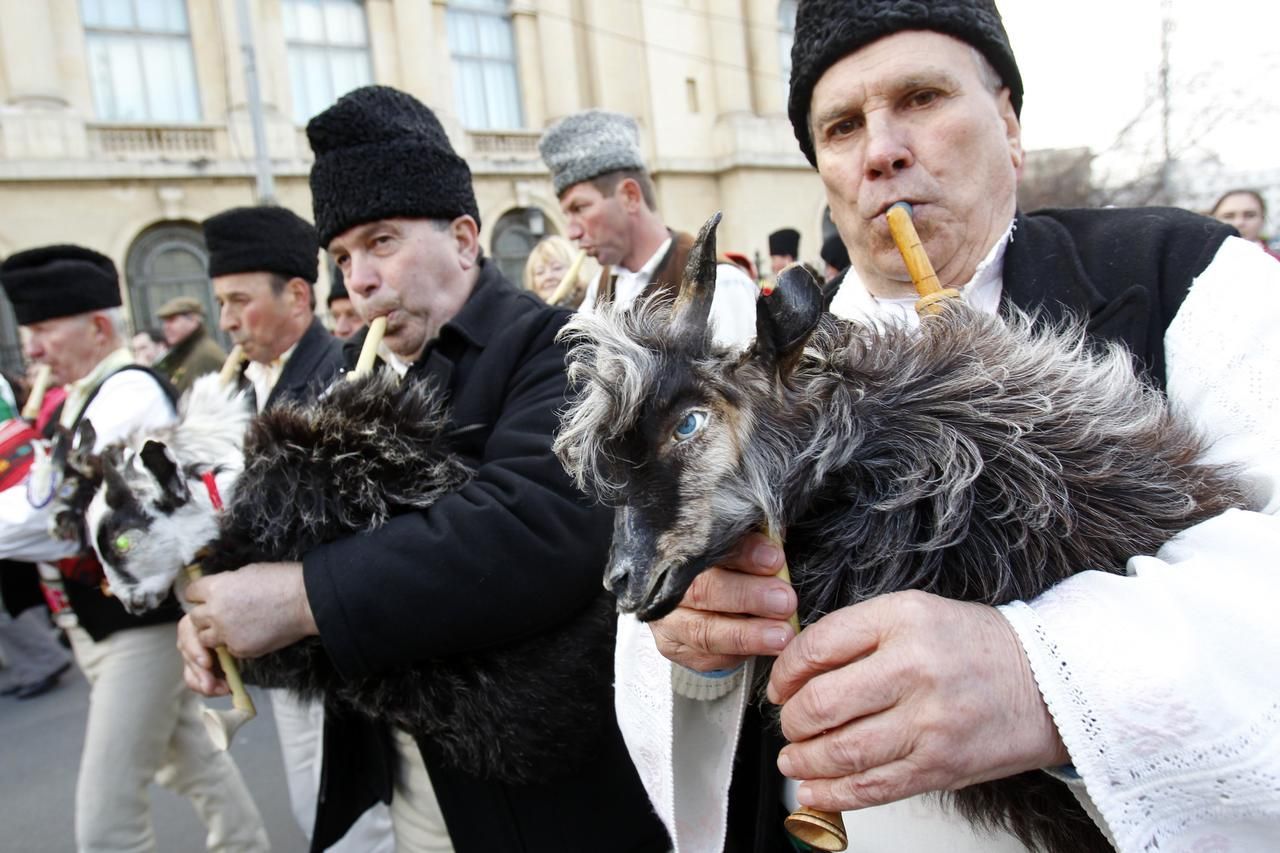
180, 86, 669, 853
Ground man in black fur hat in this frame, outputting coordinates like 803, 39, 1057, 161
624, 1, 1280, 851
767, 227, 801, 275
202, 205, 344, 412
325, 268, 363, 340
178, 86, 669, 853
198, 205, 391, 851
0, 246, 269, 851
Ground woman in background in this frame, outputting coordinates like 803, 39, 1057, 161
1210, 189, 1279, 261
523, 235, 596, 309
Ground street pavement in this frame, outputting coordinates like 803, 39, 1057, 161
0, 664, 309, 852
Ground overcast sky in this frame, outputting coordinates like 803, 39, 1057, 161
998, 0, 1278, 180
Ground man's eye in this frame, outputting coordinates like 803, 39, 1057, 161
829, 117, 863, 138
906, 89, 939, 108
672, 410, 709, 443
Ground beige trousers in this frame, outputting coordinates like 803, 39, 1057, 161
389, 727, 454, 852
270, 689, 394, 852
69, 623, 270, 853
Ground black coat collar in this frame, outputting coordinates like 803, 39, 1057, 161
1001, 211, 1152, 363
265, 318, 343, 410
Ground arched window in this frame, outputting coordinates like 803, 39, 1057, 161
125, 223, 227, 347
283, 0, 374, 125
778, 0, 798, 103
489, 207, 549, 285
447, 0, 524, 130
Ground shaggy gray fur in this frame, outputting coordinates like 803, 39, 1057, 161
554, 217, 1244, 853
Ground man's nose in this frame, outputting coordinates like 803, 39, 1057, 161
218, 305, 234, 331
566, 219, 584, 241
863, 114, 914, 180
346, 256, 379, 297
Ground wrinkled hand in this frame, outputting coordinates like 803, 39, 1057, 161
649, 532, 798, 673
178, 562, 317, 696
768, 590, 1069, 812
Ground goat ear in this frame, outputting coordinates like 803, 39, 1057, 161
753, 263, 824, 380
72, 420, 96, 455
139, 440, 189, 509
670, 212, 722, 342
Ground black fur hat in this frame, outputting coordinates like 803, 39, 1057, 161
0, 245, 121, 325
788, 0, 1024, 165
306, 85, 481, 246
769, 228, 801, 257
203, 206, 320, 283
821, 231, 851, 271
326, 267, 348, 306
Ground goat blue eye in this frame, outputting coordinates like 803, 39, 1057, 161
672, 411, 708, 442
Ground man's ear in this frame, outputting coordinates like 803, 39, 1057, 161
751, 264, 824, 383
284, 276, 312, 312
996, 88, 1024, 175
618, 178, 645, 213
451, 215, 481, 267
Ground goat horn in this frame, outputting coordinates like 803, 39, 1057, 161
671, 211, 722, 341
103, 458, 131, 510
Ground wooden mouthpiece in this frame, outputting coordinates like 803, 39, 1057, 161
886, 202, 961, 316
765, 524, 848, 852
349, 315, 388, 380
217, 345, 246, 386
547, 249, 588, 307
20, 364, 52, 421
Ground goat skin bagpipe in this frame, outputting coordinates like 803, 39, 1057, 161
86, 326, 619, 784
553, 211, 1247, 853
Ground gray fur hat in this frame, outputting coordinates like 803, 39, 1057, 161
539, 110, 646, 197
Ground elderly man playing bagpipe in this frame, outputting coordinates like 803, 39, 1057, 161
616, 1, 1280, 852
0, 247, 268, 852
177, 86, 669, 853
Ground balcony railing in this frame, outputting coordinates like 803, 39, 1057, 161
467, 129, 542, 159
87, 124, 219, 160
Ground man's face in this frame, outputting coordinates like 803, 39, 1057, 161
214, 272, 301, 364
327, 217, 479, 362
22, 314, 108, 385
770, 254, 794, 275
560, 182, 632, 267
131, 333, 163, 366
1213, 193, 1264, 243
809, 31, 1022, 295
329, 297, 363, 340
160, 312, 201, 346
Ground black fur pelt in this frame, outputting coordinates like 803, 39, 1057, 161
202, 370, 618, 785
557, 238, 1249, 852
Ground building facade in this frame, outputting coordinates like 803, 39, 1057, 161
0, 0, 829, 370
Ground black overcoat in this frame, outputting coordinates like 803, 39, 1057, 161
301, 261, 667, 852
